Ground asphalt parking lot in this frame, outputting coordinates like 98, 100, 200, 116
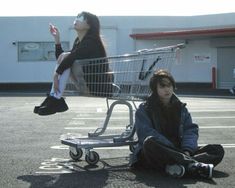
0, 94, 235, 188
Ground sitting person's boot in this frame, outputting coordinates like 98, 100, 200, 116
38, 97, 68, 116
34, 94, 50, 114
187, 162, 214, 179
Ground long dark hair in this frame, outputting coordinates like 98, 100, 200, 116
80, 11, 106, 57
145, 70, 181, 140
145, 70, 176, 111
149, 69, 176, 95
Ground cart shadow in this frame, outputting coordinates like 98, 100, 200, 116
17, 157, 229, 188
17, 170, 109, 188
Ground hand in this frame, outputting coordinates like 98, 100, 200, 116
184, 151, 191, 156
53, 73, 60, 94
49, 23, 58, 36
49, 23, 60, 43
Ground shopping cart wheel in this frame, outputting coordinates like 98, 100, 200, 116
85, 151, 100, 165
69, 147, 83, 161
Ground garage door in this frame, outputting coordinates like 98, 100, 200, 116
217, 47, 235, 89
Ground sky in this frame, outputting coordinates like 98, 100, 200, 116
1, 0, 235, 16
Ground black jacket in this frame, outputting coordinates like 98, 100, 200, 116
56, 35, 106, 74
55, 35, 113, 97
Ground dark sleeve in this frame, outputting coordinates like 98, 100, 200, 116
55, 38, 78, 60
181, 107, 199, 153
56, 38, 97, 75
55, 44, 64, 59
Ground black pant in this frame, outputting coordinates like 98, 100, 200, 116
135, 137, 224, 170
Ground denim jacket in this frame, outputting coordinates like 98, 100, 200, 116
130, 95, 199, 166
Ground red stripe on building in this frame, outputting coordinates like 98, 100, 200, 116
130, 27, 235, 39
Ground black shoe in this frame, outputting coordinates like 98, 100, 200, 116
38, 97, 68, 116
187, 162, 214, 179
34, 94, 50, 114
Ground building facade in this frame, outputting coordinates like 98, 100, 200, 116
0, 13, 235, 90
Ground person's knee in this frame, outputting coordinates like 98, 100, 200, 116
57, 52, 71, 64
209, 144, 225, 165
143, 136, 160, 154
143, 136, 155, 147
211, 144, 225, 157
215, 144, 225, 159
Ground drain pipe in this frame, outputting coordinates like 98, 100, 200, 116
212, 67, 216, 89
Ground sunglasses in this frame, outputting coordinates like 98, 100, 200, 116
75, 14, 85, 22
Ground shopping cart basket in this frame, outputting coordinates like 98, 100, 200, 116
61, 43, 185, 165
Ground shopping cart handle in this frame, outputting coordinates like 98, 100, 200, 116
137, 43, 186, 53
176, 43, 186, 49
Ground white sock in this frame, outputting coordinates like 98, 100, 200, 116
50, 68, 71, 99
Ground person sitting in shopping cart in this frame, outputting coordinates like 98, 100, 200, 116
34, 11, 112, 116
130, 69, 224, 179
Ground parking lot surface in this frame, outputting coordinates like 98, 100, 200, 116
0, 95, 234, 188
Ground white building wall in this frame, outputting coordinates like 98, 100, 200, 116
0, 17, 119, 83
0, 17, 72, 83
1, 13, 235, 87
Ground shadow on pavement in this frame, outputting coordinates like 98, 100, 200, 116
17, 157, 229, 188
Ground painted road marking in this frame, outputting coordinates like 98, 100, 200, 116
191, 109, 235, 112
68, 121, 85, 125
36, 158, 74, 174
96, 108, 103, 112
51, 144, 235, 150
73, 109, 235, 113
64, 125, 235, 130
35, 170, 72, 174
64, 126, 128, 130
72, 117, 129, 120
194, 116, 235, 119
71, 116, 235, 120
200, 126, 235, 129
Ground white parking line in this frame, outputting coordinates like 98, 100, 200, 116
35, 170, 71, 174
75, 109, 235, 113
200, 144, 235, 148
96, 108, 103, 112
68, 121, 85, 125
71, 116, 235, 120
51, 143, 235, 150
200, 126, 235, 129
64, 125, 235, 130
72, 117, 129, 120
194, 116, 235, 119
64, 126, 126, 130
191, 109, 235, 112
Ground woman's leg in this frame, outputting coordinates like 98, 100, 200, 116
192, 144, 225, 167
36, 52, 70, 115
50, 67, 71, 99
142, 136, 196, 170
141, 136, 215, 179
50, 52, 71, 99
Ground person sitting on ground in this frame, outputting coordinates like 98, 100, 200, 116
34, 11, 112, 116
130, 69, 224, 179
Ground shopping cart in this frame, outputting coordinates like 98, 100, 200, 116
61, 43, 185, 165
